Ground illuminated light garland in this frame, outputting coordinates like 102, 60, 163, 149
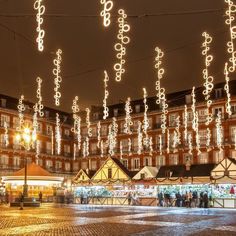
225, 0, 236, 72
73, 143, 76, 160
32, 111, 38, 149
128, 138, 132, 156
17, 95, 25, 131
172, 131, 178, 153
86, 137, 90, 157
103, 71, 109, 119
202, 32, 214, 125
175, 115, 181, 145
216, 112, 223, 153
159, 134, 162, 155
137, 121, 143, 155
53, 49, 62, 106
97, 121, 101, 148
188, 133, 193, 155
142, 88, 149, 146
71, 96, 81, 150
34, 77, 44, 117
55, 113, 61, 155
224, 62, 232, 116
191, 87, 197, 131
234, 132, 236, 150
3, 121, 9, 147
206, 128, 211, 151
82, 141, 86, 157
51, 130, 54, 155
114, 9, 130, 82
107, 117, 118, 156
35, 140, 40, 162
34, 0, 45, 51
166, 129, 170, 154
195, 112, 201, 155
124, 97, 133, 134
100, 0, 113, 27
161, 93, 168, 134
154, 47, 165, 105
100, 140, 104, 157
184, 105, 188, 141
149, 137, 153, 156
120, 141, 123, 159
85, 108, 92, 137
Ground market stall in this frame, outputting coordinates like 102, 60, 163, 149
2, 162, 63, 202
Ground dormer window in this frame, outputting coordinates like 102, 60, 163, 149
113, 108, 118, 117
215, 88, 223, 99
0, 99, 6, 108
135, 104, 140, 113
185, 94, 192, 104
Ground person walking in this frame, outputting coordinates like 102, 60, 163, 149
19, 192, 24, 210
39, 191, 43, 204
127, 192, 132, 205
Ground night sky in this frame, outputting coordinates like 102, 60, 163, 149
0, 0, 230, 112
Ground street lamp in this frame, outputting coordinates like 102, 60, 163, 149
15, 126, 37, 197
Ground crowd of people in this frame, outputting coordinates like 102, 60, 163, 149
157, 190, 213, 208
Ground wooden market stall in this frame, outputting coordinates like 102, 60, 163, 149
2, 162, 63, 202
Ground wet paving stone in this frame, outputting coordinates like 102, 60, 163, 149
0, 204, 236, 235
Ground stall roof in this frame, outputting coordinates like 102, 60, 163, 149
156, 164, 215, 178
12, 162, 52, 177
133, 166, 159, 180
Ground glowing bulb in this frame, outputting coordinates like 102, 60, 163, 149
103, 70, 109, 119
100, 0, 113, 27
53, 49, 62, 106
114, 9, 130, 82
34, 0, 45, 51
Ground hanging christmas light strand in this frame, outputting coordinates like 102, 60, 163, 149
195, 112, 201, 155
4, 121, 9, 147
85, 108, 92, 137
124, 97, 133, 134
225, 0, 236, 72
97, 121, 101, 148
100, 0, 113, 27
34, 0, 45, 52
149, 137, 153, 156
188, 133, 193, 155
159, 134, 163, 155
166, 129, 170, 154
120, 141, 123, 159
184, 105, 188, 141
34, 77, 44, 117
216, 112, 223, 153
103, 70, 109, 119
114, 9, 130, 82
100, 140, 104, 157
128, 138, 132, 156
191, 87, 197, 131
202, 32, 214, 125
224, 62, 232, 116
154, 47, 165, 105
53, 49, 62, 106
142, 88, 149, 146
55, 113, 61, 155
17, 95, 25, 131
137, 121, 143, 155
51, 130, 54, 155
206, 128, 211, 151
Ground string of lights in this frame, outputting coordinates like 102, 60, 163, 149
100, 0, 113, 27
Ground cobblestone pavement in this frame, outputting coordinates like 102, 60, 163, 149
0, 204, 236, 235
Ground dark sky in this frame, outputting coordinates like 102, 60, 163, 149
0, 0, 230, 112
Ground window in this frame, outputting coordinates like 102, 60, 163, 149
91, 160, 97, 170
169, 154, 179, 165
46, 142, 52, 154
26, 157, 32, 164
81, 128, 87, 137
231, 104, 236, 114
46, 160, 53, 168
46, 125, 53, 135
0, 98, 6, 108
156, 134, 165, 150
198, 152, 209, 164
155, 115, 161, 129
38, 158, 43, 166
230, 126, 236, 142
13, 156, 21, 167
140, 173, 145, 179
214, 150, 224, 163
73, 162, 79, 171
185, 94, 192, 104
81, 161, 88, 170
113, 108, 118, 117
212, 107, 224, 117
45, 110, 50, 118
90, 143, 97, 155
213, 128, 224, 145
91, 127, 97, 137
231, 150, 236, 159
120, 139, 129, 152
13, 117, 20, 129
101, 125, 107, 136
148, 117, 153, 129
133, 120, 140, 131
198, 109, 208, 122
199, 129, 207, 146
55, 161, 62, 170
65, 162, 71, 171
169, 113, 178, 127
0, 114, 10, 127
215, 88, 223, 99
64, 144, 71, 156
24, 119, 32, 127
0, 155, 9, 166
156, 155, 165, 166
133, 137, 138, 152
120, 121, 125, 134
135, 105, 141, 113
122, 159, 128, 169
144, 156, 152, 166
108, 168, 112, 179
93, 112, 100, 120
37, 122, 42, 133
132, 158, 140, 170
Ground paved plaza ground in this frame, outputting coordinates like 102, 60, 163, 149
0, 204, 236, 235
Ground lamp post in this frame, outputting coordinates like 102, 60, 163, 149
15, 126, 37, 197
